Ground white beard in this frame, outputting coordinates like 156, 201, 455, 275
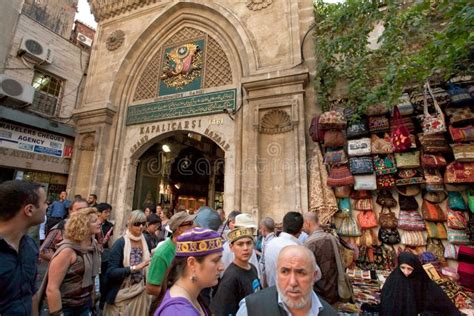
276, 282, 311, 309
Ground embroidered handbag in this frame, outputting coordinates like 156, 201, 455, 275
447, 83, 473, 107
424, 168, 443, 186
451, 143, 474, 162
447, 228, 471, 245
401, 230, 426, 246
376, 189, 397, 208
366, 104, 389, 116
357, 210, 378, 229
323, 130, 346, 148
447, 208, 468, 230
371, 133, 394, 154
391, 105, 412, 152
397, 93, 414, 116
449, 125, 474, 143
398, 210, 426, 231
399, 195, 418, 210
349, 156, 374, 175
338, 212, 362, 237
347, 138, 371, 157
419, 133, 451, 153
444, 244, 459, 259
354, 174, 377, 191
346, 120, 370, 139
353, 198, 373, 211
421, 82, 447, 134
468, 191, 474, 213
373, 154, 397, 175
334, 186, 352, 198
327, 165, 355, 187
324, 149, 348, 166
378, 228, 401, 245
309, 115, 324, 142
377, 174, 396, 189
421, 154, 447, 168
369, 116, 390, 133
448, 191, 467, 211
379, 207, 398, 229
395, 151, 420, 169
425, 221, 448, 239
444, 162, 474, 184
422, 200, 447, 222
396, 174, 425, 186
319, 111, 347, 130
445, 106, 474, 127
426, 238, 446, 263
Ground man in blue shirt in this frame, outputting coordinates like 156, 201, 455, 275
0, 180, 48, 315
45, 191, 70, 233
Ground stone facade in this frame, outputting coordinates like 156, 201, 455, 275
72, 0, 318, 232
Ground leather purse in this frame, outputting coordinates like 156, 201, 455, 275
398, 210, 426, 231
379, 207, 398, 229
349, 156, 374, 175
354, 174, 377, 191
421, 82, 447, 135
369, 115, 390, 133
346, 120, 369, 139
376, 189, 397, 208
399, 195, 419, 210
425, 221, 448, 239
444, 162, 474, 184
373, 155, 397, 175
449, 125, 474, 143
371, 133, 394, 154
421, 200, 447, 222
327, 165, 355, 187
377, 174, 396, 189
323, 130, 346, 148
395, 151, 420, 169
324, 149, 348, 166
357, 210, 378, 229
451, 143, 474, 162
319, 111, 347, 130
347, 138, 371, 157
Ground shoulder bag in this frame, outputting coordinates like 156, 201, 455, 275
421, 82, 447, 135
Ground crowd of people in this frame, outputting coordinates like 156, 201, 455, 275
0, 180, 463, 315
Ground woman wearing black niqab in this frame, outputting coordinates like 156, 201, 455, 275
380, 252, 461, 316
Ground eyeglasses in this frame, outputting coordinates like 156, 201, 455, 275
133, 221, 146, 227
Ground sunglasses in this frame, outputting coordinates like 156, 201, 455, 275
133, 221, 146, 227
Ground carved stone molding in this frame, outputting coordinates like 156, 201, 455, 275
89, 0, 160, 22
259, 109, 293, 134
106, 30, 125, 51
246, 0, 273, 11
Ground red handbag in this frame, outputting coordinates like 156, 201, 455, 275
391, 106, 412, 152
421, 154, 447, 168
327, 165, 355, 187
357, 210, 378, 229
444, 162, 474, 183
309, 115, 325, 142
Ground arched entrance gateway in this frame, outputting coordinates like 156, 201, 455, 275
71, 1, 320, 235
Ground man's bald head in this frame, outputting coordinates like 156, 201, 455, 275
278, 245, 318, 273
303, 212, 319, 224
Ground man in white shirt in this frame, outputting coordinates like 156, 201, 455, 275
258, 217, 275, 287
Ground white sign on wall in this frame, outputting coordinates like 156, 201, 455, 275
0, 121, 65, 157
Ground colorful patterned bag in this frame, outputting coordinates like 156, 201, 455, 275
448, 191, 467, 211
357, 210, 378, 229
447, 228, 471, 245
369, 115, 390, 133
449, 125, 474, 143
447, 83, 473, 107
468, 191, 474, 213
447, 208, 468, 230
397, 93, 414, 116
401, 230, 426, 246
445, 106, 474, 127
324, 149, 348, 166
366, 104, 389, 116
373, 154, 397, 175
444, 244, 459, 259
421, 154, 447, 168
334, 186, 352, 198
309, 115, 324, 142
353, 198, 373, 211
349, 156, 374, 175
338, 211, 362, 237
395, 151, 420, 169
426, 238, 446, 263
451, 143, 474, 162
377, 174, 396, 189
371, 133, 394, 154
398, 210, 426, 231
327, 165, 355, 187
319, 111, 347, 130
421, 200, 447, 222
425, 221, 448, 239
444, 162, 474, 184
421, 82, 447, 135
346, 120, 370, 139
419, 133, 451, 153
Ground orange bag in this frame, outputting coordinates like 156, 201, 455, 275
421, 200, 447, 222
357, 210, 378, 229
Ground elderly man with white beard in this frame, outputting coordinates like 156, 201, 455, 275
236, 245, 337, 316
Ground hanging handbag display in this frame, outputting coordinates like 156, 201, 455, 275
379, 207, 398, 229
400, 230, 426, 246
395, 151, 420, 169
346, 120, 370, 139
327, 165, 355, 187
368, 116, 390, 133
371, 133, 394, 154
378, 228, 401, 245
376, 189, 397, 208
448, 191, 467, 211
354, 173, 377, 191
353, 198, 373, 211
399, 195, 419, 210
319, 111, 347, 130
377, 174, 396, 189
349, 156, 374, 175
447, 208, 468, 230
324, 149, 348, 166
373, 155, 397, 175
425, 221, 448, 239
421, 82, 447, 134
309, 115, 324, 142
421, 154, 447, 168
390, 105, 412, 152
447, 228, 471, 245
357, 210, 378, 229
421, 199, 447, 222
451, 143, 474, 162
323, 130, 346, 148
347, 138, 371, 156
444, 162, 474, 184
449, 125, 474, 143
398, 210, 426, 231
337, 211, 362, 237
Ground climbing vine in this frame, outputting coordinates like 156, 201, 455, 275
313, 0, 474, 113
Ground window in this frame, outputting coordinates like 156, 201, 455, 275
31, 70, 63, 116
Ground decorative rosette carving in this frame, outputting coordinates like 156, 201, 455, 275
106, 30, 125, 51
246, 0, 273, 11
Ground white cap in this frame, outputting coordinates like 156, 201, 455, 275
234, 213, 257, 229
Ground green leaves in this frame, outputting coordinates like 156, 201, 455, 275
313, 0, 474, 113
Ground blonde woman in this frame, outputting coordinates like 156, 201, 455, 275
104, 210, 151, 315
46, 207, 101, 316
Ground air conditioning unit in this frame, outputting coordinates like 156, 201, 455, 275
77, 32, 93, 47
18, 37, 53, 64
0, 74, 35, 106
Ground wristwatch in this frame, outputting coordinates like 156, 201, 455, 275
131, 265, 136, 272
